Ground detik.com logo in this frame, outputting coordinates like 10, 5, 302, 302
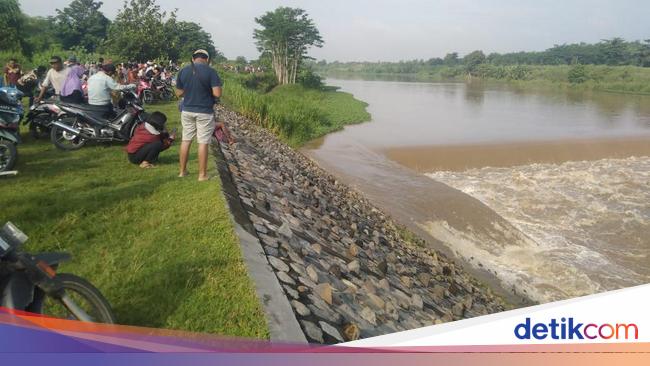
514, 318, 639, 340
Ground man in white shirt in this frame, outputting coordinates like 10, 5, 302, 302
35, 56, 68, 102
87, 64, 134, 113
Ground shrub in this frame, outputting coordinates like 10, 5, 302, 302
241, 72, 278, 93
568, 64, 588, 83
298, 68, 324, 89
507, 65, 532, 80
1, 46, 121, 70
439, 66, 462, 79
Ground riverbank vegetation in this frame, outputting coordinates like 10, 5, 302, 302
218, 6, 369, 146
314, 38, 650, 94
0, 101, 268, 338
221, 71, 370, 146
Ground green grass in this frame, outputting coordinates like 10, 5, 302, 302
221, 73, 371, 146
0, 102, 268, 338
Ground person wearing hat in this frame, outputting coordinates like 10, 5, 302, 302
175, 49, 223, 181
35, 56, 69, 103
125, 111, 175, 168
87, 63, 135, 114
60, 55, 85, 103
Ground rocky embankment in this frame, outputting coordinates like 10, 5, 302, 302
216, 105, 506, 344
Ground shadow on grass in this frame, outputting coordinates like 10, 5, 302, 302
18, 152, 102, 175
108, 258, 226, 328
156, 153, 179, 165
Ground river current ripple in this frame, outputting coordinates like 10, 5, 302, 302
426, 156, 650, 302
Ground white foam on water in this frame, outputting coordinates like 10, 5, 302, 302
424, 156, 650, 303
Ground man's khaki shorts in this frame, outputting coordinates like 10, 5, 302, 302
181, 111, 215, 144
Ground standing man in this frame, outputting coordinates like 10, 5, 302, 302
17, 66, 47, 106
60, 55, 85, 103
127, 64, 139, 83
35, 56, 68, 103
3, 59, 22, 87
175, 49, 223, 181
88, 62, 99, 77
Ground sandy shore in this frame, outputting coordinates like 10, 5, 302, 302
383, 137, 650, 172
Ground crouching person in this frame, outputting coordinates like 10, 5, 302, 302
126, 112, 175, 168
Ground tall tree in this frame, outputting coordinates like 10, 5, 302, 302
23, 16, 60, 53
235, 56, 248, 67
253, 7, 323, 85
0, 0, 28, 55
166, 20, 220, 62
54, 0, 110, 52
463, 50, 486, 76
443, 52, 459, 66
640, 40, 650, 67
600, 38, 627, 65
106, 0, 173, 61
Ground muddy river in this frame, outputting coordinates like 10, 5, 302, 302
304, 77, 650, 303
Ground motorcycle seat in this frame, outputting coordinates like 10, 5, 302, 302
58, 103, 115, 122
58, 102, 110, 112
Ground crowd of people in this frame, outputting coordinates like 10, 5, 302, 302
3, 49, 231, 181
221, 63, 264, 74
3, 57, 178, 106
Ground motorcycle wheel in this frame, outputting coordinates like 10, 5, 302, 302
143, 90, 155, 105
161, 89, 173, 102
29, 116, 51, 139
50, 118, 87, 151
40, 273, 116, 324
0, 140, 17, 172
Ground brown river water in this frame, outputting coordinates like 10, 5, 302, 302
303, 77, 650, 304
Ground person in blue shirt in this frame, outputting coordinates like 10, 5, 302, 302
175, 49, 223, 181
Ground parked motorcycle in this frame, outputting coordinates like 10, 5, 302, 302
136, 79, 154, 105
0, 87, 24, 173
24, 99, 58, 139
49, 90, 146, 151
137, 78, 175, 104
22, 84, 57, 139
0, 222, 116, 323
152, 78, 175, 102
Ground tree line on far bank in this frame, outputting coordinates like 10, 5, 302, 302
0, 0, 222, 65
315, 38, 650, 76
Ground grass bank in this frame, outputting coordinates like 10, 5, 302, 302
0, 102, 268, 338
220, 72, 371, 146
318, 64, 650, 95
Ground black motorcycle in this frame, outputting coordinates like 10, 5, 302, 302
0, 87, 24, 173
24, 98, 58, 139
0, 222, 116, 323
49, 90, 145, 151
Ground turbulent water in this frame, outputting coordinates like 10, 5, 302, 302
307, 78, 650, 304
426, 156, 650, 302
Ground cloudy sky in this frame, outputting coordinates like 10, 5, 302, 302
18, 0, 650, 62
